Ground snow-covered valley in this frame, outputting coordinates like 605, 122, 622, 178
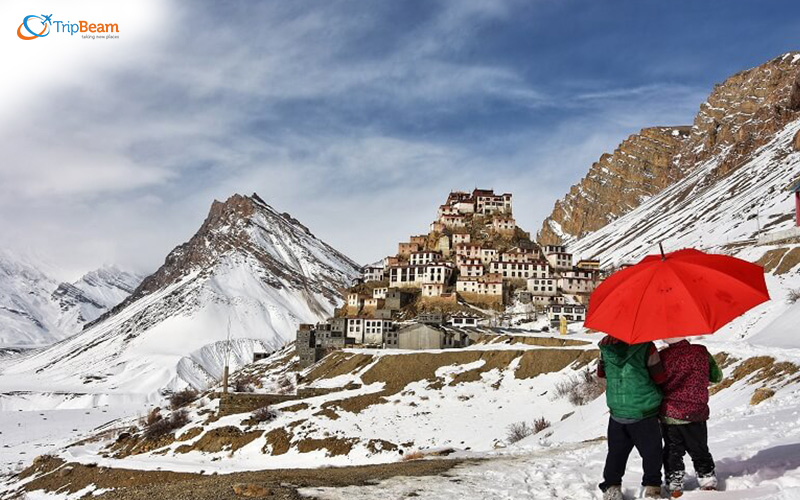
3, 50, 800, 500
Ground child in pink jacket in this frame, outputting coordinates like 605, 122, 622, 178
659, 338, 723, 497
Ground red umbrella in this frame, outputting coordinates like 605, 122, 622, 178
585, 247, 770, 344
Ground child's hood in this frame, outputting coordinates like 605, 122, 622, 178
601, 338, 648, 366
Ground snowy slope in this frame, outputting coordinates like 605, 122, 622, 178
304, 385, 800, 500
566, 119, 800, 270
291, 63, 800, 499
0, 251, 141, 348
0, 250, 64, 348
0, 194, 361, 402
51, 265, 144, 336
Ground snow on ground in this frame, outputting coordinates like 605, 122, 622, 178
301, 371, 800, 500
294, 120, 800, 499
0, 404, 142, 476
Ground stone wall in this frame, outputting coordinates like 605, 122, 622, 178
215, 386, 352, 416
216, 393, 298, 416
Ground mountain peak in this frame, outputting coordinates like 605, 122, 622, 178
23, 193, 361, 393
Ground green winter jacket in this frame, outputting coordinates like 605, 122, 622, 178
600, 342, 663, 420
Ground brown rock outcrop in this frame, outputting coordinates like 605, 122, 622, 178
538, 126, 690, 244
538, 52, 800, 244
677, 52, 800, 178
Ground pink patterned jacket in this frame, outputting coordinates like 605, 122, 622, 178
659, 340, 713, 422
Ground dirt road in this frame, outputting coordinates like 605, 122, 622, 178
5, 455, 469, 499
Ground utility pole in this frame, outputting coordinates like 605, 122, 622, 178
222, 316, 232, 394
756, 208, 761, 238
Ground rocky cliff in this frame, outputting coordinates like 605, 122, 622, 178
677, 52, 800, 178
538, 52, 800, 244
538, 126, 690, 244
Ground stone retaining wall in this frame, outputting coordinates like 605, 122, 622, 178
215, 386, 355, 416
216, 393, 298, 416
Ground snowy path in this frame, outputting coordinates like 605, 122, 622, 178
301, 390, 800, 500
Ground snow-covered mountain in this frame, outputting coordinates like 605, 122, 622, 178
0, 250, 62, 348
567, 82, 800, 272
1, 193, 361, 400
51, 265, 144, 334
0, 251, 142, 348
540, 52, 800, 245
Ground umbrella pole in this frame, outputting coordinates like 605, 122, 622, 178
659, 242, 666, 261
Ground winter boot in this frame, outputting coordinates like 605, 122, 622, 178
698, 472, 718, 491
603, 485, 624, 500
665, 470, 684, 498
643, 485, 661, 498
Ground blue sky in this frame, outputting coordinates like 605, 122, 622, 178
2, 0, 800, 277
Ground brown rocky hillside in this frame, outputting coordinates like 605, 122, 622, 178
538, 52, 800, 244
538, 126, 690, 244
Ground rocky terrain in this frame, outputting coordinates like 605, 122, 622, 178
679, 52, 800, 178
539, 52, 800, 244
538, 126, 690, 244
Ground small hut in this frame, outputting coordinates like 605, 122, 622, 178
790, 176, 800, 227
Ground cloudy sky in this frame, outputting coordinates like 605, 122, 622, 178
2, 0, 800, 279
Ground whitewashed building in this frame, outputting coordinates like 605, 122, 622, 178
489, 261, 533, 279
347, 293, 368, 309
452, 232, 471, 245
441, 214, 466, 228
546, 249, 573, 271
479, 248, 498, 264
454, 200, 475, 214
528, 277, 558, 296
492, 216, 516, 233
558, 275, 596, 294
530, 260, 550, 279
422, 282, 445, 297
547, 304, 587, 323
373, 287, 388, 299
363, 319, 394, 345
473, 189, 512, 214
455, 243, 482, 259
346, 317, 364, 343
389, 265, 425, 287
424, 262, 454, 284
449, 312, 480, 327
438, 205, 459, 218
459, 259, 485, 277
500, 249, 532, 264
363, 265, 385, 282
456, 274, 503, 296
389, 262, 453, 288
410, 251, 442, 266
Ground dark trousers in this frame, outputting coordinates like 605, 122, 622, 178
662, 422, 715, 481
599, 416, 663, 491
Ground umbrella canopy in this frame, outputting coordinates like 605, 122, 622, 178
585, 248, 770, 343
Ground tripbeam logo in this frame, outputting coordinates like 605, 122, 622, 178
17, 14, 52, 40
17, 14, 120, 40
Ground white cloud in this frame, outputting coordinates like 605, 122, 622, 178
0, 0, 707, 277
